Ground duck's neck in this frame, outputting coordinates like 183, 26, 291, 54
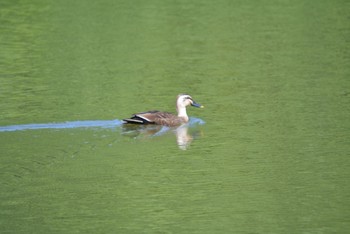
177, 106, 189, 122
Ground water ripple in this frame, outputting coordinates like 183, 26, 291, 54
0, 119, 123, 132
0, 117, 205, 132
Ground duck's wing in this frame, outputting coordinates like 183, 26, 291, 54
123, 111, 179, 126
123, 110, 161, 124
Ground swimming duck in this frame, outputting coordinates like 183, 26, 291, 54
123, 94, 203, 127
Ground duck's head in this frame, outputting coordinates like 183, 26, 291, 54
176, 94, 204, 109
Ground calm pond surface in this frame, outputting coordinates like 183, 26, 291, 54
1, 0, 349, 233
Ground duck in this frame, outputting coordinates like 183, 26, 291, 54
123, 94, 203, 127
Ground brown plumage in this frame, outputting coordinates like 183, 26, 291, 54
123, 94, 203, 127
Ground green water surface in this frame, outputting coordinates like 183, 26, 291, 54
0, 0, 349, 233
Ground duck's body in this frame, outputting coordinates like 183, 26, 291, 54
123, 94, 203, 127
123, 110, 186, 126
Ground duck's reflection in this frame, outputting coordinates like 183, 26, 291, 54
121, 123, 203, 150
175, 124, 194, 150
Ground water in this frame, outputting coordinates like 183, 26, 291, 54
0, 120, 123, 132
1, 0, 349, 233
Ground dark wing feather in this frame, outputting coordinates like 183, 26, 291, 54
123, 110, 160, 124
122, 117, 145, 124
123, 110, 185, 126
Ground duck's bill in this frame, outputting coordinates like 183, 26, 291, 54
191, 101, 204, 108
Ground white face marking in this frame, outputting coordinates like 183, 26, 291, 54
178, 95, 192, 107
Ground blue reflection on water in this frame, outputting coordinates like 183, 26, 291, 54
0, 119, 124, 132
0, 117, 205, 132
